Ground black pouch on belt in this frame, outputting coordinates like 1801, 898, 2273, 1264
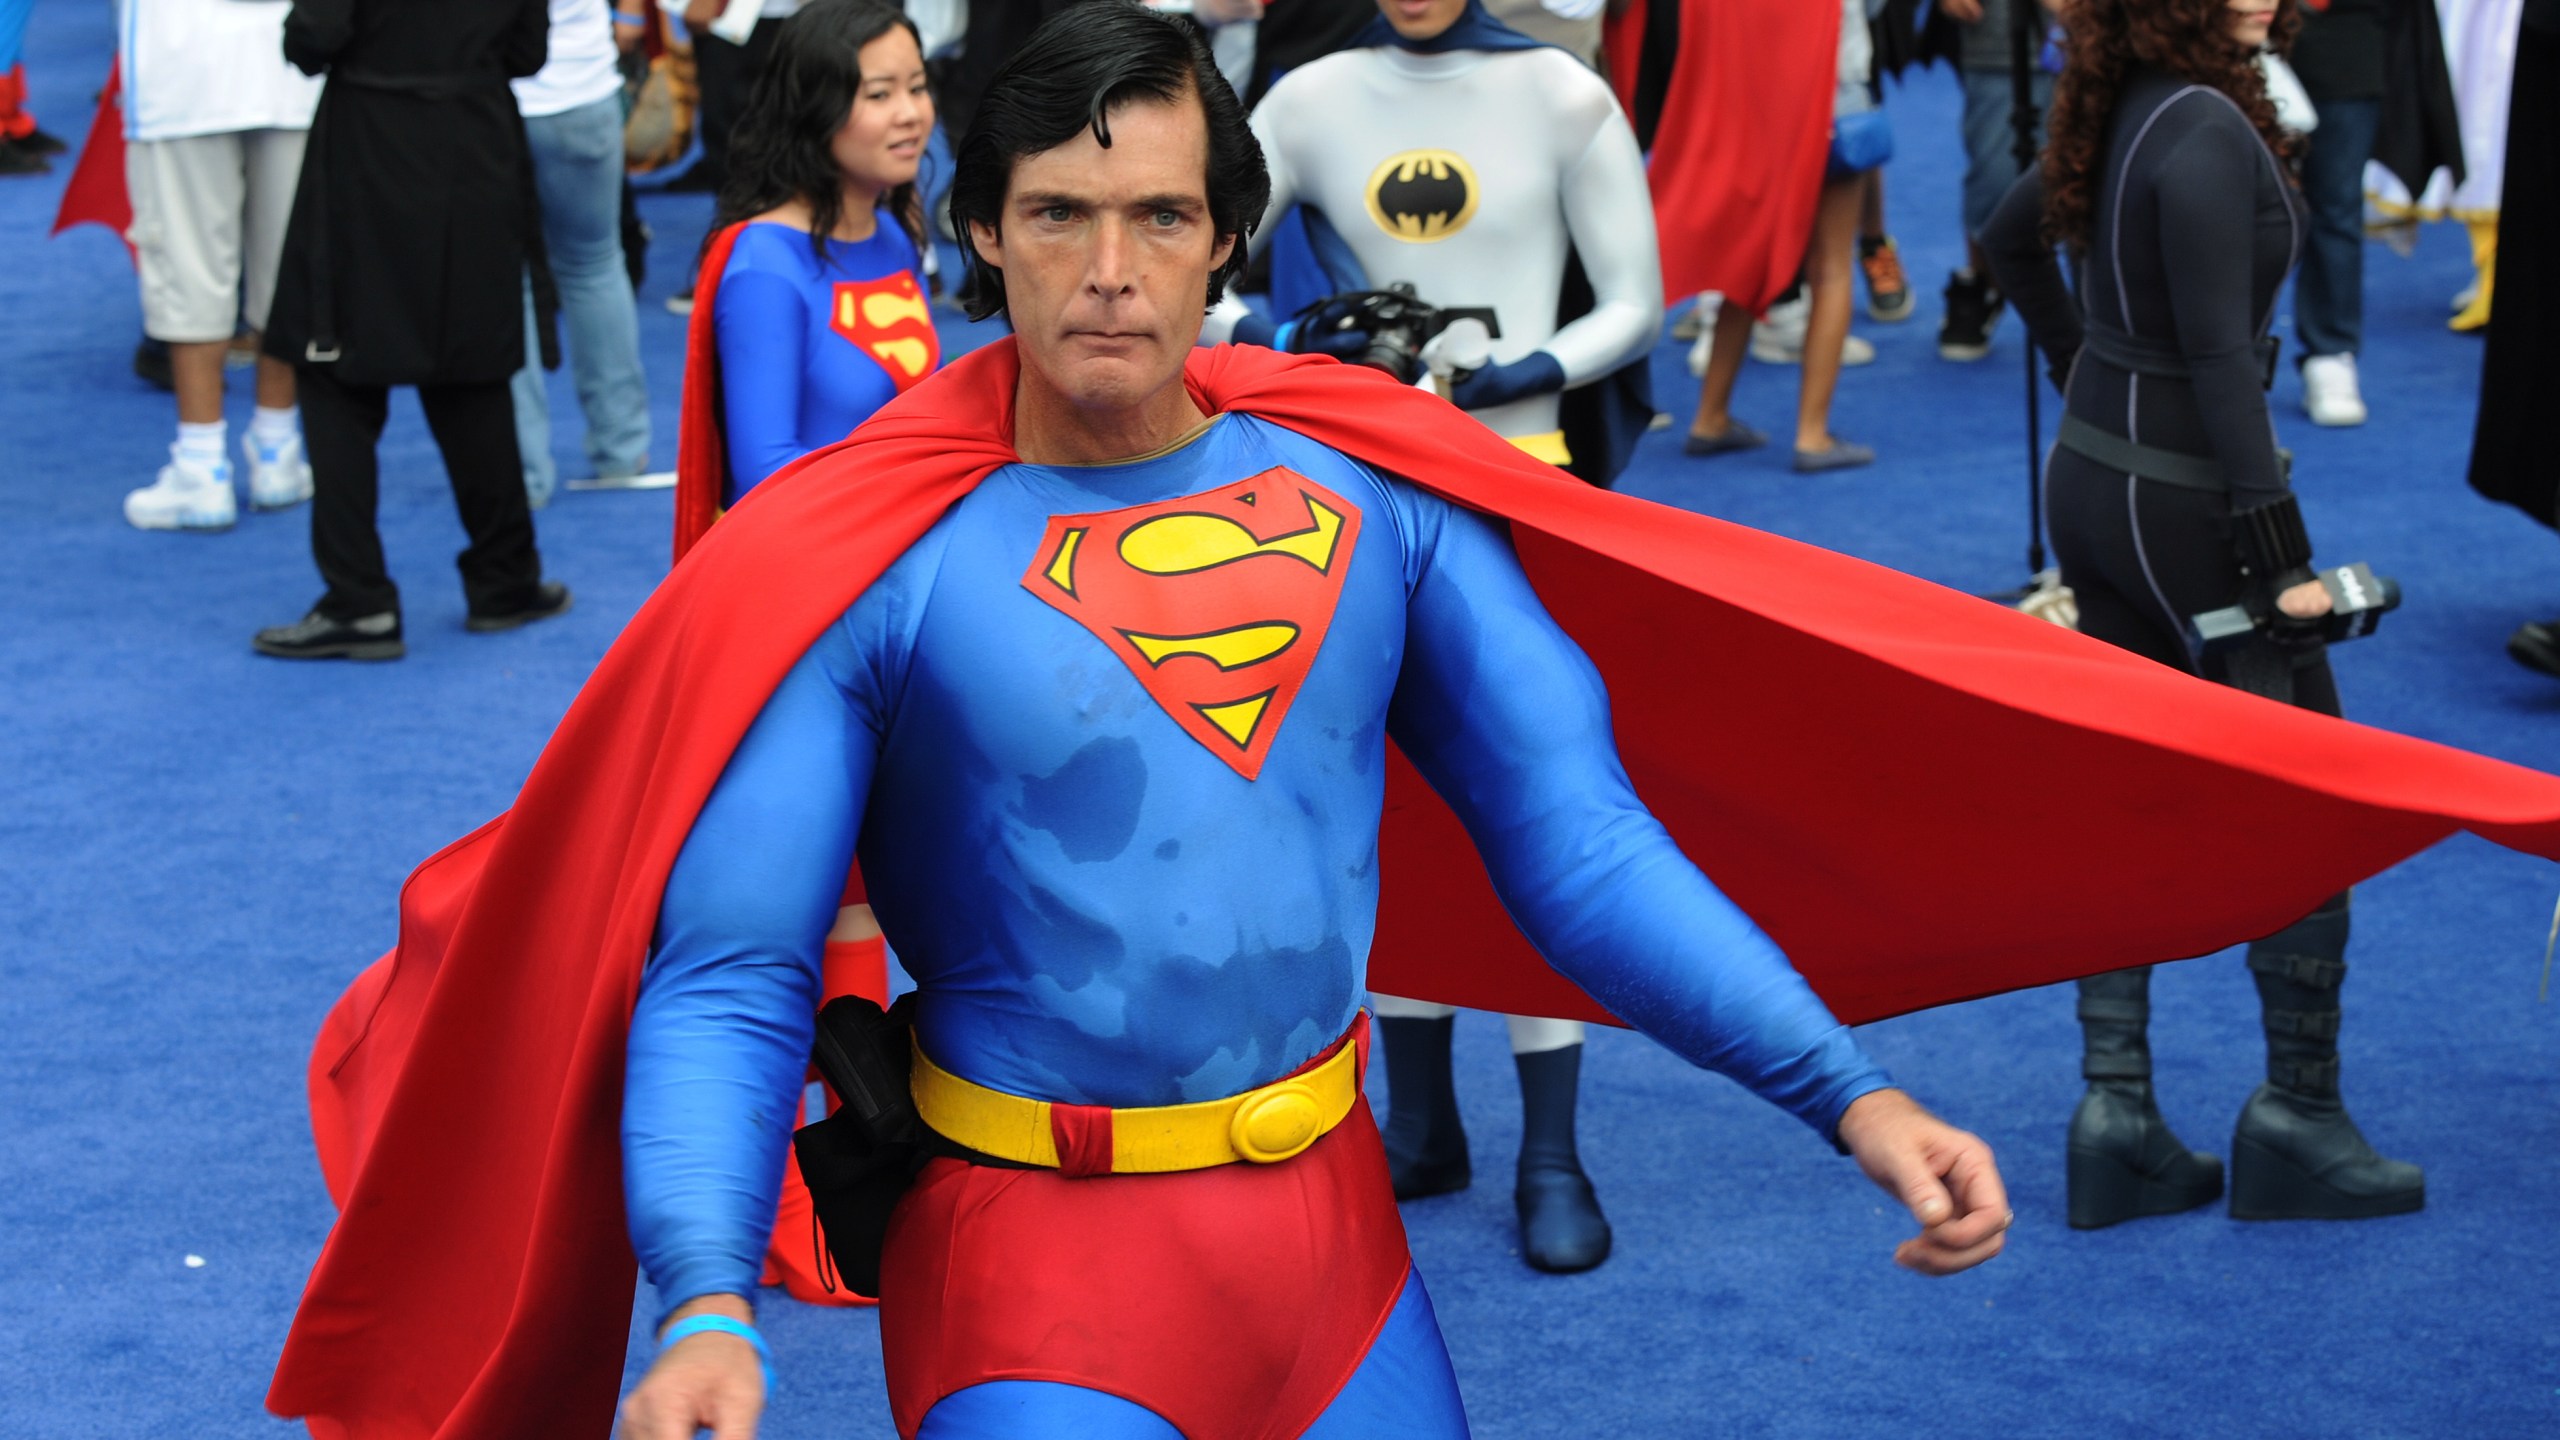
791, 992, 927, 1298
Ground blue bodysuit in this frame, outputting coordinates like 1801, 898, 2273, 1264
712, 218, 939, 501
625, 415, 1891, 1435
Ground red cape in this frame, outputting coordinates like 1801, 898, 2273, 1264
49, 63, 133, 258
672, 222, 746, 562
1628, 0, 1838, 315
272, 340, 2560, 1437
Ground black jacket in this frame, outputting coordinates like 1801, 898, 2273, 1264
263, 0, 549, 386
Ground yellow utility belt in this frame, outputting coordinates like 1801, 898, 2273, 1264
1508, 430, 1572, 467
910, 1031, 1363, 1173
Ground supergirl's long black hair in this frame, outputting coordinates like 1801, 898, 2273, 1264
947, 2, 1267, 321
706, 0, 929, 268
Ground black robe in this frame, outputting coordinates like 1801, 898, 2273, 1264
263, 0, 549, 387
2468, 0, 2557, 526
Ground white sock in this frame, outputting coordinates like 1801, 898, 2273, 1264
175, 420, 228, 473
250, 405, 300, 450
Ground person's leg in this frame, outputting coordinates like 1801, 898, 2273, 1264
511, 276, 557, 506
2232, 888, 2424, 1220
241, 127, 313, 508
1298, 1268, 1471, 1438
126, 132, 246, 527
1372, 995, 1470, 1198
2292, 97, 2380, 363
298, 366, 400, 618
1686, 299, 1757, 446
913, 1267, 1472, 1437
538, 94, 652, 480
1856, 169, 1910, 322
1947, 68, 2045, 360
2293, 97, 2380, 425
1508, 1014, 1609, 1273
417, 381, 551, 618
1794, 173, 1868, 459
2066, 965, 2225, 1228
686, 30, 747, 194
169, 342, 227, 426
916, 1383, 1183, 1439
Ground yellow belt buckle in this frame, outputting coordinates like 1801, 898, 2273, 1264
1227, 1079, 1326, 1164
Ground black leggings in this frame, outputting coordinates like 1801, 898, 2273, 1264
299, 365, 541, 620
2045, 452, 2341, 720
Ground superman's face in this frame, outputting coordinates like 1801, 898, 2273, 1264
969, 91, 1236, 421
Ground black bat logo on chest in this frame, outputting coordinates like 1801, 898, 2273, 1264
1366, 150, 1478, 242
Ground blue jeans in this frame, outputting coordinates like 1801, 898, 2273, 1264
1960, 67, 2052, 238
512, 94, 650, 503
2293, 96, 2380, 360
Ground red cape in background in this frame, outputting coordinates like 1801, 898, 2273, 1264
271, 340, 2560, 1438
1618, 0, 1837, 315
672, 221, 746, 562
49, 62, 131, 257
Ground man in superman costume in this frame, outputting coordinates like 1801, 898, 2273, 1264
270, 6, 2560, 1439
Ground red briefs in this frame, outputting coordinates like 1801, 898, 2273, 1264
877, 1050, 1411, 1438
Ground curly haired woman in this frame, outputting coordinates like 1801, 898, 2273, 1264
1982, 0, 2423, 1228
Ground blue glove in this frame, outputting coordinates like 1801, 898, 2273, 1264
1449, 350, 1566, 411
1231, 311, 1281, 349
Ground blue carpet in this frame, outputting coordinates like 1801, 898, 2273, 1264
4, 3, 2557, 1435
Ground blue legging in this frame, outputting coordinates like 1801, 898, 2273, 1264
914, 1267, 1470, 1438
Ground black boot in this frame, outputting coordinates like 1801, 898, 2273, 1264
2230, 896, 2424, 1220
2067, 966, 2223, 1229
1377, 1014, 1470, 1199
1514, 1043, 1611, 1273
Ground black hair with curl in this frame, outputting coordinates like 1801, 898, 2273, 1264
947, 2, 1268, 322
705, 0, 929, 269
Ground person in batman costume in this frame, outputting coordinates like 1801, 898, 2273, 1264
1202, 0, 1663, 1273
266, 5, 2560, 1439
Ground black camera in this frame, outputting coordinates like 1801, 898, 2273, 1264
1287, 283, 1500, 385
2190, 561, 2401, 652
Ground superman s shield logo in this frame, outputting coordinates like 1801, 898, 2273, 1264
1022, 468, 1362, 781
829, 272, 940, 393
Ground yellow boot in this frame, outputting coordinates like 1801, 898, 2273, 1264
2451, 215, 2496, 333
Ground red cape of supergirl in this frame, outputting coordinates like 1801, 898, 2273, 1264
271, 337, 2560, 1438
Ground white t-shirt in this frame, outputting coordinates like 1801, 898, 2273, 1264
514, 0, 627, 119
120, 0, 323, 142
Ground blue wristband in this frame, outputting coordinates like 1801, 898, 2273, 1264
660, 1314, 775, 1397
613, 9, 647, 23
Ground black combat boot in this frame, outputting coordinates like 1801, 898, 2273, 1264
2067, 966, 2224, 1229
1513, 1043, 1611, 1273
2230, 896, 2424, 1220
1378, 1013, 1471, 1199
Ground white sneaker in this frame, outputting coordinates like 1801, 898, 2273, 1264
1685, 295, 1722, 376
1749, 294, 1809, 359
242, 429, 313, 510
124, 448, 238, 532
1749, 325, 1875, 367
2300, 353, 2368, 427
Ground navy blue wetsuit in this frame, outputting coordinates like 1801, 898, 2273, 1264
624, 415, 1890, 1434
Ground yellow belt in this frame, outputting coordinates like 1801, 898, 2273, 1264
909, 1031, 1364, 1174
1508, 430, 1572, 467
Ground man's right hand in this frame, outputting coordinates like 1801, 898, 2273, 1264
617, 1295, 766, 1440
1941, 0, 1985, 23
